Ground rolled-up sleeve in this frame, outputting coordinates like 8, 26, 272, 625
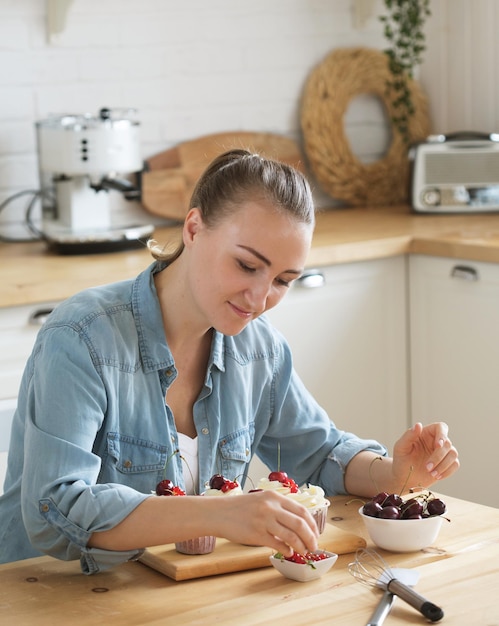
20, 325, 150, 572
256, 336, 387, 495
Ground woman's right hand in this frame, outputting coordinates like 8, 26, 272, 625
209, 490, 319, 556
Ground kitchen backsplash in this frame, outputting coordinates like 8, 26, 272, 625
0, 0, 389, 233
1, 0, 498, 235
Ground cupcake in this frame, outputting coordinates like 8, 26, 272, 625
257, 471, 299, 495
289, 484, 331, 533
203, 473, 243, 496
152, 478, 217, 555
257, 473, 330, 533
174, 474, 243, 554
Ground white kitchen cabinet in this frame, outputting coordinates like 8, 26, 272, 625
0, 302, 59, 494
409, 255, 499, 508
249, 256, 409, 484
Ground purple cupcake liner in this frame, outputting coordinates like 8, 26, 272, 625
312, 504, 330, 534
175, 535, 216, 555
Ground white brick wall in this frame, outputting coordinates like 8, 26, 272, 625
0, 0, 390, 234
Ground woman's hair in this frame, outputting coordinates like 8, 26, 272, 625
148, 149, 315, 262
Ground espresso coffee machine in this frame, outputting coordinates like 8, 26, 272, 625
36, 107, 154, 253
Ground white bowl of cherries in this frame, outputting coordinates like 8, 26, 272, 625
359, 491, 447, 553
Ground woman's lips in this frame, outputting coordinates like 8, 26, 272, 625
228, 302, 252, 319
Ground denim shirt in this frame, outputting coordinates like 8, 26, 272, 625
0, 261, 386, 573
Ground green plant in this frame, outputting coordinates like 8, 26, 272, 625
380, 0, 431, 143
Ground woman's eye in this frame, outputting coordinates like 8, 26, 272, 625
238, 260, 256, 273
237, 260, 291, 288
275, 277, 291, 288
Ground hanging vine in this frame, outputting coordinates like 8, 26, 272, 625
380, 0, 431, 143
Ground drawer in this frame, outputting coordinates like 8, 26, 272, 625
0, 302, 59, 400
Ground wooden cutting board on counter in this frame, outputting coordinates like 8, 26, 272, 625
141, 131, 306, 221
139, 522, 365, 581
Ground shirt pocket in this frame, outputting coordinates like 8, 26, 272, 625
106, 432, 167, 472
218, 424, 255, 468
99, 432, 167, 493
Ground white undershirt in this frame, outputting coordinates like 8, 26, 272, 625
177, 432, 199, 495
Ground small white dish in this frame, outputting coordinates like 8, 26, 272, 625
269, 550, 338, 582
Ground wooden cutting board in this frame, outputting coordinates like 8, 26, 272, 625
141, 131, 306, 221
139, 522, 365, 581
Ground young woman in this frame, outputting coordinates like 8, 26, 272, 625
0, 150, 459, 573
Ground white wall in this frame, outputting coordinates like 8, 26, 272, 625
1, 0, 496, 237
0, 0, 389, 235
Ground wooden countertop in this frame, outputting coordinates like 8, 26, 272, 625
4, 204, 499, 307
1, 493, 498, 625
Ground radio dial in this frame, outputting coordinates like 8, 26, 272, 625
422, 188, 441, 206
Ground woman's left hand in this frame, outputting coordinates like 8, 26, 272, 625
392, 421, 460, 492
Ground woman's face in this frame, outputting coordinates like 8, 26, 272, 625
183, 200, 313, 336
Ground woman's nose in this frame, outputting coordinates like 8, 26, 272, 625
247, 280, 273, 313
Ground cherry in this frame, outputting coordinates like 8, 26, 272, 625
268, 471, 288, 482
427, 498, 447, 516
401, 498, 424, 519
384, 493, 404, 508
378, 505, 401, 520
156, 448, 186, 496
362, 490, 447, 520
155, 480, 186, 496
305, 551, 329, 561
284, 477, 299, 493
209, 474, 227, 490
156, 479, 175, 496
372, 491, 390, 505
363, 500, 383, 517
208, 474, 240, 492
278, 550, 330, 565
268, 471, 299, 493
290, 552, 307, 564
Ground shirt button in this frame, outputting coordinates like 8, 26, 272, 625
123, 460, 132, 469
41, 504, 49, 513
245, 448, 250, 456
201, 428, 209, 435
166, 369, 173, 377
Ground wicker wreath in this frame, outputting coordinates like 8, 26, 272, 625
301, 47, 431, 206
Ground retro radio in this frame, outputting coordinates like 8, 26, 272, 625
410, 132, 499, 213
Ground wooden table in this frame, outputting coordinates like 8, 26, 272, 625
1, 494, 498, 625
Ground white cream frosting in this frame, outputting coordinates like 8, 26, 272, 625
257, 479, 329, 510
287, 484, 329, 510
203, 485, 243, 496
256, 477, 293, 495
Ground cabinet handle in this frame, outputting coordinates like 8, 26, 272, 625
28, 307, 55, 326
450, 265, 479, 281
296, 270, 325, 289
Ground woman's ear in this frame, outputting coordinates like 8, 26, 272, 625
183, 208, 203, 246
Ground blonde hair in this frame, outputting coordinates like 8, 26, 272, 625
148, 149, 315, 262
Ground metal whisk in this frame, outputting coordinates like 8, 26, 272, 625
348, 548, 444, 623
